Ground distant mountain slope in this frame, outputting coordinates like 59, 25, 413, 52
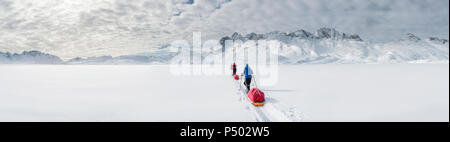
197, 28, 448, 64
0, 50, 176, 64
0, 51, 63, 64
64, 52, 176, 65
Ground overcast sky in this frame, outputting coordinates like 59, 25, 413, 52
0, 0, 448, 59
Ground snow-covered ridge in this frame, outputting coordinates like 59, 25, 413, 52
68, 55, 173, 65
206, 28, 448, 64
0, 51, 176, 64
64, 52, 177, 65
0, 51, 63, 64
220, 28, 363, 45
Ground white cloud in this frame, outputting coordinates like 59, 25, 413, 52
0, 0, 448, 59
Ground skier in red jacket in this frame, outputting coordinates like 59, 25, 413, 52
231, 62, 237, 76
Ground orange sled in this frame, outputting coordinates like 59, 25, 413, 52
252, 102, 265, 107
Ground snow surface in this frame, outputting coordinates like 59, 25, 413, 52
1, 29, 448, 65
0, 64, 448, 122
0, 65, 253, 121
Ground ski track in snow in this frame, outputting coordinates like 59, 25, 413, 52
232, 79, 302, 122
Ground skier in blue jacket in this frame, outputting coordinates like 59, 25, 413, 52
243, 64, 253, 91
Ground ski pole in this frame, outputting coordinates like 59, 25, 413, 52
252, 74, 258, 89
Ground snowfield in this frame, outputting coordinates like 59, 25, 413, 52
267, 64, 449, 122
0, 65, 253, 121
0, 64, 448, 122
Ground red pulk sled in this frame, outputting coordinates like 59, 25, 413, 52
248, 88, 265, 106
233, 74, 239, 80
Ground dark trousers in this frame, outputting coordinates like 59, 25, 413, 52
244, 77, 252, 91
232, 69, 236, 75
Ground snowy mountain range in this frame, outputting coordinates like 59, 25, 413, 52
0, 50, 176, 64
64, 51, 176, 65
0, 51, 63, 64
209, 28, 449, 64
1, 28, 448, 64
